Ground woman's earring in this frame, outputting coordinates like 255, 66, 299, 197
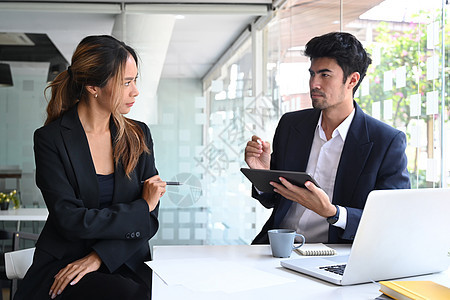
94, 94, 98, 98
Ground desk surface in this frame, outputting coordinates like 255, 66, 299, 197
0, 208, 48, 221
151, 244, 450, 300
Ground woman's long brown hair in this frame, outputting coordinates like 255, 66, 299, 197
44, 35, 149, 178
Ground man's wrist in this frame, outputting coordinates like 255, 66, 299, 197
326, 204, 340, 224
325, 204, 338, 218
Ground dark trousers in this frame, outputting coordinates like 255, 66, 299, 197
14, 249, 151, 300
60, 265, 150, 300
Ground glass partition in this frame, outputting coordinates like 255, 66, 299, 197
201, 0, 448, 244
0, 0, 448, 245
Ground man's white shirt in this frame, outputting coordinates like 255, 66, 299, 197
279, 108, 355, 243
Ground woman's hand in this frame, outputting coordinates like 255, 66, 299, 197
244, 135, 271, 170
49, 251, 102, 299
141, 175, 166, 211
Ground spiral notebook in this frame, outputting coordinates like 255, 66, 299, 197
295, 244, 337, 256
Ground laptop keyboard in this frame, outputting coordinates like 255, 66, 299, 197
319, 264, 346, 275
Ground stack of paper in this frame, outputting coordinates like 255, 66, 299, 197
147, 258, 295, 293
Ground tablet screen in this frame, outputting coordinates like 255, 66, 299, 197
240, 168, 319, 193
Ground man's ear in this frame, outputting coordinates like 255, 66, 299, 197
348, 72, 360, 90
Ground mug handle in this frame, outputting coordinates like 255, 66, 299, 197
292, 233, 305, 250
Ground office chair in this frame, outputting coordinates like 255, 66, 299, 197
0, 230, 14, 300
4, 231, 39, 300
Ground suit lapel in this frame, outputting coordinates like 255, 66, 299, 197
274, 109, 320, 226
283, 110, 320, 171
60, 105, 99, 208
333, 103, 373, 205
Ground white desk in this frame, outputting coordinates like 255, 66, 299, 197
151, 244, 450, 300
0, 208, 48, 221
0, 208, 48, 230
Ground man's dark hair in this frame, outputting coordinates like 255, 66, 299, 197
304, 32, 372, 95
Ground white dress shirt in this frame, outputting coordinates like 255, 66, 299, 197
280, 109, 355, 243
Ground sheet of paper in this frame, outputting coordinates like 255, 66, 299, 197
147, 258, 295, 293
427, 21, 439, 49
409, 124, 420, 148
396, 66, 406, 88
410, 94, 421, 117
426, 90, 439, 115
383, 99, 392, 120
373, 45, 381, 66
427, 55, 439, 81
383, 70, 393, 91
361, 77, 369, 97
372, 101, 381, 120
426, 158, 439, 182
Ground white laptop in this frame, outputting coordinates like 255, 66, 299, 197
281, 188, 450, 285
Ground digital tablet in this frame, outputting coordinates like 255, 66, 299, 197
240, 168, 319, 193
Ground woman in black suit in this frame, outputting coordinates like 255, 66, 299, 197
15, 35, 165, 300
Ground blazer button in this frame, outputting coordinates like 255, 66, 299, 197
136, 231, 140, 238
131, 232, 135, 238
126, 233, 131, 239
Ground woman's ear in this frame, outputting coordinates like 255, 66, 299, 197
85, 85, 99, 97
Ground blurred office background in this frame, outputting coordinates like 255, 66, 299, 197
0, 0, 448, 246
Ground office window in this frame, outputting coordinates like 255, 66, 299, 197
357, 1, 449, 188
0, 1, 448, 246
199, 0, 449, 244
262, 0, 449, 191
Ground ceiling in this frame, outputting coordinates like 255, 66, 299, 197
0, 0, 386, 82
278, 0, 383, 44
162, 13, 258, 78
0, 1, 271, 80
275, 0, 384, 63
0, 33, 69, 82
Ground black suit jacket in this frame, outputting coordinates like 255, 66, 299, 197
17, 104, 159, 298
252, 102, 410, 244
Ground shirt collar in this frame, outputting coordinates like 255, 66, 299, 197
316, 108, 355, 141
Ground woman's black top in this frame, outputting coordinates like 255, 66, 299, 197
97, 173, 114, 209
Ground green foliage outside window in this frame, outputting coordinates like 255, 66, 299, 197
356, 12, 449, 188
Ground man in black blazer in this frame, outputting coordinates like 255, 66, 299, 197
245, 32, 410, 245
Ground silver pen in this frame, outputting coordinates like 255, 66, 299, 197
141, 180, 182, 185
